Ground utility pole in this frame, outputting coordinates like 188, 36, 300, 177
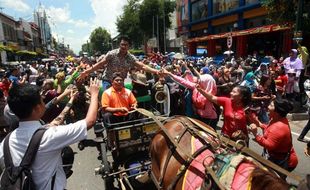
153, 16, 155, 38
295, 0, 303, 32
156, 15, 159, 52
294, 0, 304, 44
163, 1, 166, 53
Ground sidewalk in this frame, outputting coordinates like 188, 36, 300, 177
287, 101, 309, 121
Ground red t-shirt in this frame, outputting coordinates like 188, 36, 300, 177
0, 80, 11, 97
275, 74, 288, 91
255, 118, 298, 168
216, 97, 248, 138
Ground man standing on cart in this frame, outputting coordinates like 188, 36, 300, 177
78, 35, 160, 91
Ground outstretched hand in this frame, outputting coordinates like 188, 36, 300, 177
160, 68, 170, 76
195, 83, 203, 92
89, 77, 100, 96
77, 71, 88, 82
248, 123, 258, 136
69, 89, 78, 101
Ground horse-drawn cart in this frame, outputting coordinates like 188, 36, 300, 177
90, 113, 162, 189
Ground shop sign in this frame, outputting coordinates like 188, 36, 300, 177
227, 33, 232, 48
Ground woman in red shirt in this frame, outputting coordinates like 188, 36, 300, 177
197, 85, 252, 139
248, 97, 298, 177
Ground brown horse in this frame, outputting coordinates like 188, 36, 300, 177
149, 116, 291, 190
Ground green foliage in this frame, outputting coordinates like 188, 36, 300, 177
81, 42, 93, 56
139, 0, 175, 39
116, 0, 143, 49
89, 27, 112, 54
261, 0, 296, 24
129, 49, 145, 55
116, 0, 175, 52
261, 0, 310, 32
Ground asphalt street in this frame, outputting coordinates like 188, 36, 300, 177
67, 118, 310, 190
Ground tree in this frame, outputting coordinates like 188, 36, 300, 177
80, 42, 93, 56
89, 27, 112, 55
139, 0, 175, 52
261, 0, 310, 32
116, 0, 143, 48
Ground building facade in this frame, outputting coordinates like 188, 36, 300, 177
0, 12, 19, 63
176, 0, 293, 58
34, 5, 52, 54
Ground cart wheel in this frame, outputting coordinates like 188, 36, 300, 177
103, 176, 115, 190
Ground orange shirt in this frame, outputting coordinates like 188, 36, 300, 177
101, 87, 137, 116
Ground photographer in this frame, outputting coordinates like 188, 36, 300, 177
0, 78, 100, 190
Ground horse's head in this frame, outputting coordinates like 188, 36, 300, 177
250, 168, 291, 190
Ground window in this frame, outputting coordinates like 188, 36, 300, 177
244, 16, 272, 29
191, 0, 208, 22
180, 0, 189, 24
213, 0, 239, 15
213, 23, 235, 34
2, 23, 17, 41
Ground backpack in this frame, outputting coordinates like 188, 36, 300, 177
0, 128, 46, 190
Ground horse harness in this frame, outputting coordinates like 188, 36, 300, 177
136, 111, 226, 190
135, 108, 302, 190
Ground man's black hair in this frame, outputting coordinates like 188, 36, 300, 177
118, 35, 131, 45
237, 86, 252, 107
36, 76, 45, 87
274, 97, 293, 117
7, 84, 42, 119
112, 72, 123, 80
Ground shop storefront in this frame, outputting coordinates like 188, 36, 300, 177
187, 24, 292, 58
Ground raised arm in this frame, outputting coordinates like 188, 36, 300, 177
78, 58, 107, 81
135, 60, 160, 75
196, 84, 218, 104
48, 90, 78, 126
85, 78, 100, 129
162, 68, 196, 90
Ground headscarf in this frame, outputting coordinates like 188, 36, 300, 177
291, 49, 298, 58
241, 71, 257, 92
201, 66, 209, 74
244, 72, 255, 83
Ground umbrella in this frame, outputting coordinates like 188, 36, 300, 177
167, 52, 175, 56
223, 50, 234, 55
173, 53, 184, 59
42, 58, 55, 62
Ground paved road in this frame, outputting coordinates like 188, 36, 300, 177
67, 119, 310, 189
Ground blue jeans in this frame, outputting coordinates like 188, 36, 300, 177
102, 80, 111, 91
99, 80, 111, 99
258, 109, 269, 124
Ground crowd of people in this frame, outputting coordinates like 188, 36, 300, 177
0, 35, 309, 189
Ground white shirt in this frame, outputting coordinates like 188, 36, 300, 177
0, 120, 88, 190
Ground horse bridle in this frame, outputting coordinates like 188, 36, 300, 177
135, 108, 302, 190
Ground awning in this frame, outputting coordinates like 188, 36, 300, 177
0, 44, 13, 52
16, 50, 38, 56
187, 24, 291, 43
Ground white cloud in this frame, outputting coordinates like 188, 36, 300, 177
89, 0, 127, 38
67, 29, 74, 34
68, 19, 90, 28
48, 0, 128, 54
0, 0, 30, 12
46, 4, 71, 24
46, 4, 89, 28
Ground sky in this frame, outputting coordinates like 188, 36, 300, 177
0, 0, 128, 54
